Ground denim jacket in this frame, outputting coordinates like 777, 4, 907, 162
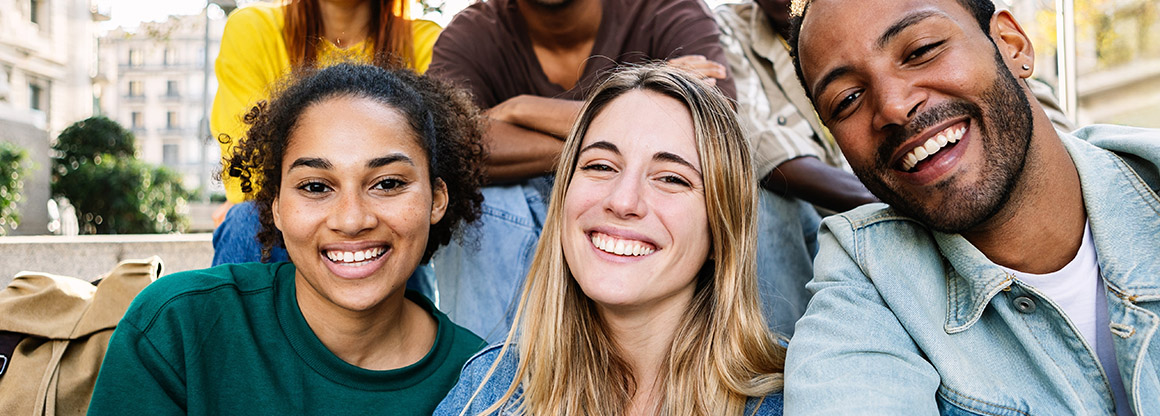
785, 125, 1160, 415
436, 344, 784, 415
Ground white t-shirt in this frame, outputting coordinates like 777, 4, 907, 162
999, 223, 1131, 416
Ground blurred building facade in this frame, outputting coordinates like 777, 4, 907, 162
0, 0, 104, 235
97, 12, 225, 195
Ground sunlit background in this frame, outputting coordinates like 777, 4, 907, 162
1, 0, 1157, 237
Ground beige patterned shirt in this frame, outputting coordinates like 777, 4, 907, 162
715, 2, 850, 178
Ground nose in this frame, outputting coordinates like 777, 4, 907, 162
327, 190, 378, 236
603, 174, 646, 219
870, 74, 926, 132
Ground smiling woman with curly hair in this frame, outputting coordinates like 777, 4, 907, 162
90, 64, 488, 415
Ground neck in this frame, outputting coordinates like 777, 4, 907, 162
962, 105, 1086, 274
318, 0, 373, 48
295, 275, 437, 370
517, 0, 602, 50
599, 292, 691, 415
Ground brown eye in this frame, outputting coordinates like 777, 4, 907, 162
299, 182, 331, 193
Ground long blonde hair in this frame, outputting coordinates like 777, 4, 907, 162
467, 64, 784, 415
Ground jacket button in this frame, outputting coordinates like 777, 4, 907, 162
1014, 296, 1037, 313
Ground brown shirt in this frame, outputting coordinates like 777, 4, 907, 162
429, 0, 735, 109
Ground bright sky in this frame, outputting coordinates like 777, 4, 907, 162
95, 0, 736, 32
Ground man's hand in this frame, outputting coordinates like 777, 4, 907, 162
667, 55, 727, 85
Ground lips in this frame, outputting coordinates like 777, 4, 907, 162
899, 125, 966, 172
590, 231, 656, 257
324, 246, 387, 265
320, 244, 390, 279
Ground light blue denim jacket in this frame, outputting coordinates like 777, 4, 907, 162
436, 344, 784, 415
785, 125, 1160, 415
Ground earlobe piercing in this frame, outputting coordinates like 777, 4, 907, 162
1021, 64, 1031, 71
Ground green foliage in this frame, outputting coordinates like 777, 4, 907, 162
0, 141, 30, 235
52, 117, 190, 234
55, 116, 137, 167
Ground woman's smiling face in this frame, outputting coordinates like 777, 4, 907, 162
561, 89, 711, 314
273, 95, 447, 313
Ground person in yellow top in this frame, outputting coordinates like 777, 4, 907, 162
212, 0, 441, 272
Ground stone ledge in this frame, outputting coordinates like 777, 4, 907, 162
0, 234, 214, 287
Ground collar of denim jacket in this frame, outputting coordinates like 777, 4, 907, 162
1062, 128, 1160, 302
931, 128, 1160, 333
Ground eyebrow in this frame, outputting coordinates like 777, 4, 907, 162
578, 140, 699, 173
367, 154, 414, 169
289, 157, 331, 170
287, 153, 414, 171
877, 10, 941, 49
809, 10, 942, 101
653, 152, 699, 173
579, 140, 619, 156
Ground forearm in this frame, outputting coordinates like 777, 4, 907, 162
488, 95, 583, 139
762, 156, 878, 213
483, 119, 565, 183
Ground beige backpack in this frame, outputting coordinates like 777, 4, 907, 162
0, 257, 161, 416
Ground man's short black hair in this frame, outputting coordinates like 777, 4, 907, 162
787, 0, 997, 101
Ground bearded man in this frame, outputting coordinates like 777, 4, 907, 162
783, 0, 1160, 414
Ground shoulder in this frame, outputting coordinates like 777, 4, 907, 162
433, 344, 521, 415
122, 262, 283, 332
438, 0, 509, 41
410, 19, 442, 41
713, 2, 753, 34
821, 203, 926, 239
746, 392, 785, 416
222, 2, 283, 36
1069, 125, 1160, 160
458, 344, 517, 380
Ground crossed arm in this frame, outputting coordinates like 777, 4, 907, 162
480, 56, 729, 183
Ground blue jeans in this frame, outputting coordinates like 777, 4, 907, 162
431, 178, 818, 342
212, 201, 436, 297
431, 178, 552, 342
755, 189, 821, 338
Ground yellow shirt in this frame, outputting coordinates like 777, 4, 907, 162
212, 2, 441, 202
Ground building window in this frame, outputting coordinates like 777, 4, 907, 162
128, 80, 143, 97
28, 83, 43, 111
166, 80, 179, 97
129, 49, 143, 67
162, 143, 180, 166
29, 0, 40, 24
166, 111, 179, 129
164, 48, 177, 66
131, 111, 143, 128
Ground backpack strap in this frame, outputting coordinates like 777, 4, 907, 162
0, 330, 24, 379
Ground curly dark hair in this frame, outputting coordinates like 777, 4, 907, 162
222, 63, 487, 263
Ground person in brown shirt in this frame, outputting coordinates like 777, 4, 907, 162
427, 0, 734, 341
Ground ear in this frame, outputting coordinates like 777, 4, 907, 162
271, 195, 283, 231
430, 178, 448, 225
989, 10, 1035, 78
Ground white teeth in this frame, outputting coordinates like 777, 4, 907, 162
900, 126, 966, 171
325, 247, 385, 265
589, 232, 655, 257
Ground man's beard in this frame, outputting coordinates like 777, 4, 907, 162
855, 50, 1035, 233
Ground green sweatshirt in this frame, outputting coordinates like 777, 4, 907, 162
88, 262, 484, 415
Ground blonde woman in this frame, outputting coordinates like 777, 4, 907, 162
435, 64, 785, 415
